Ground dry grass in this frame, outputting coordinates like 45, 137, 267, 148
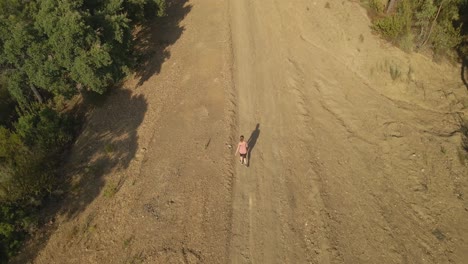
389, 65, 402, 80
103, 181, 118, 198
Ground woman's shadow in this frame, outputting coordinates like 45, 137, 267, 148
247, 123, 260, 167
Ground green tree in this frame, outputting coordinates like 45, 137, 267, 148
368, 0, 464, 57
0, 0, 166, 260
0, 0, 166, 104
0, 203, 28, 262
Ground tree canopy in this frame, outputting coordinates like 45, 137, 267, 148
0, 0, 165, 105
368, 0, 468, 58
0, 0, 166, 261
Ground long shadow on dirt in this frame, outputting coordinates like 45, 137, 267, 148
12, 89, 148, 264
135, 0, 191, 87
458, 3, 468, 91
12, 1, 191, 263
462, 59, 468, 90
458, 39, 468, 91
247, 124, 261, 167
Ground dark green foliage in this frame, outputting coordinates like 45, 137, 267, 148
0, 104, 75, 203
372, 0, 414, 50
0, 0, 166, 260
0, 77, 16, 127
0, 203, 28, 261
429, 0, 463, 58
457, 0, 468, 57
432, 18, 461, 57
368, 0, 385, 13
0, 104, 75, 261
5, 71, 31, 106
373, 14, 409, 40
15, 104, 74, 155
367, 0, 466, 57
0, 0, 166, 102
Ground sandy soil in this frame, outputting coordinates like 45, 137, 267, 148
229, 0, 468, 263
15, 0, 468, 263
18, 0, 234, 263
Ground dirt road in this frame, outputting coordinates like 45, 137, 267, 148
229, 0, 468, 263
20, 0, 468, 263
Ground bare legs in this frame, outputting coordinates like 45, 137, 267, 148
240, 155, 247, 166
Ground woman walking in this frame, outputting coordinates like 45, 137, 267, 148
235, 135, 249, 166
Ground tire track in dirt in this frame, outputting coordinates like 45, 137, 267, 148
228, 0, 468, 263
229, 0, 334, 263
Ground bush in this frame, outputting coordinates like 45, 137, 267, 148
389, 64, 402, 80
0, 76, 17, 127
368, 0, 385, 13
15, 104, 74, 152
0, 105, 74, 203
399, 32, 414, 52
372, 0, 412, 41
0, 104, 74, 261
431, 20, 462, 58
364, 0, 464, 60
0, 203, 28, 262
373, 15, 407, 40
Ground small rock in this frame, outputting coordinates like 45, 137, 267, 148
432, 228, 446, 241
389, 131, 402, 138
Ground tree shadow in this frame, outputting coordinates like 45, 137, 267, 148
457, 2, 468, 91
12, 88, 147, 263
11, 1, 192, 262
461, 57, 468, 90
247, 124, 261, 167
457, 40, 468, 91
61, 88, 147, 219
134, 0, 191, 87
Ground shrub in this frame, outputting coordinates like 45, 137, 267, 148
369, 0, 385, 13
364, 0, 464, 60
0, 78, 17, 127
389, 64, 402, 80
0, 104, 74, 260
0, 203, 28, 262
372, 0, 412, 41
0, 105, 74, 203
15, 104, 74, 153
373, 15, 406, 40
399, 32, 414, 52
431, 20, 462, 58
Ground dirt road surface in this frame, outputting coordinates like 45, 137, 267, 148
17, 0, 468, 263
229, 0, 468, 263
